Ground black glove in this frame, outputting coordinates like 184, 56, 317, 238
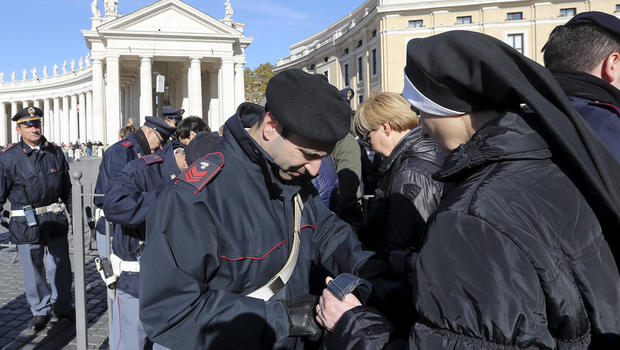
281, 295, 321, 342
1, 210, 10, 229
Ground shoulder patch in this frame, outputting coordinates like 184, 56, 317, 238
1, 143, 17, 152
587, 101, 620, 116
121, 140, 133, 148
175, 152, 224, 194
141, 154, 163, 165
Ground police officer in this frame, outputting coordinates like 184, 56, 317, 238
543, 11, 620, 162
139, 69, 375, 349
93, 117, 175, 258
0, 107, 73, 332
161, 108, 183, 128
102, 131, 220, 350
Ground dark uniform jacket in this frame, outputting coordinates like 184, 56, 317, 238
359, 127, 443, 253
93, 131, 151, 233
103, 149, 181, 297
327, 112, 620, 350
0, 137, 71, 244
569, 96, 620, 163
139, 104, 373, 349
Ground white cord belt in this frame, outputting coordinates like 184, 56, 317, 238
10, 202, 65, 217
246, 194, 303, 301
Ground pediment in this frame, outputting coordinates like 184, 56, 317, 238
97, 0, 241, 37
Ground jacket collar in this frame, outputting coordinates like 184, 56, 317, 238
21, 136, 51, 154
224, 103, 306, 200
129, 129, 151, 156
379, 127, 444, 174
435, 111, 551, 182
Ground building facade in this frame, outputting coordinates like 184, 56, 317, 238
0, 0, 251, 146
275, 0, 619, 110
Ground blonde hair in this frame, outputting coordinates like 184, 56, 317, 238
118, 118, 137, 140
354, 92, 419, 138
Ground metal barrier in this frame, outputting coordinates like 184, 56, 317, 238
71, 171, 113, 350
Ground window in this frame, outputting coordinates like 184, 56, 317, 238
357, 40, 363, 48
357, 57, 363, 82
616, 4, 620, 12
408, 19, 423, 28
309, 64, 316, 71
371, 48, 377, 76
507, 12, 523, 20
358, 95, 364, 104
343, 48, 349, 56
371, 29, 377, 38
560, 8, 576, 17
324, 56, 329, 63
456, 16, 472, 24
323, 70, 329, 80
507, 33, 524, 54
344, 64, 350, 86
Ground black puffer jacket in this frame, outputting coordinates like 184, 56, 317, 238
327, 112, 620, 349
359, 127, 443, 253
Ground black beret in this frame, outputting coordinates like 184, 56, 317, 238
144, 116, 176, 142
13, 106, 43, 123
162, 108, 184, 122
265, 69, 351, 144
184, 132, 221, 165
339, 88, 355, 105
566, 11, 620, 38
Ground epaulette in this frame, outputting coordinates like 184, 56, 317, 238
121, 140, 133, 148
175, 152, 224, 195
141, 154, 163, 165
1, 143, 17, 153
588, 101, 620, 116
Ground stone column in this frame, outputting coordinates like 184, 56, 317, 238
62, 96, 70, 144
234, 62, 245, 108
86, 91, 93, 141
22, 100, 30, 109
70, 94, 79, 143
79, 92, 86, 142
0, 103, 7, 146
10, 102, 17, 143
189, 57, 203, 117
140, 56, 153, 125
221, 58, 235, 127
53, 97, 61, 142
208, 67, 220, 129
91, 58, 105, 144
33, 100, 40, 109
105, 55, 121, 143
43, 98, 50, 138
123, 86, 130, 123
129, 81, 136, 121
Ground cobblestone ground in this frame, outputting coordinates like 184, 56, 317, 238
0, 157, 111, 350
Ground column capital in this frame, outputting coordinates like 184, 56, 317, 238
189, 57, 203, 63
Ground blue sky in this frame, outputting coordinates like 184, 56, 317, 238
0, 0, 359, 75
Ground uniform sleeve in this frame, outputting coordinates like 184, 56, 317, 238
102, 162, 156, 227
139, 185, 290, 349
409, 211, 551, 349
0, 156, 9, 206
60, 151, 72, 213
309, 195, 373, 275
94, 146, 131, 208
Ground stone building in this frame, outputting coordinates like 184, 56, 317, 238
0, 0, 252, 145
275, 0, 619, 110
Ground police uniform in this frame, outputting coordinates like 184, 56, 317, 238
139, 71, 374, 349
0, 107, 72, 331
93, 117, 176, 258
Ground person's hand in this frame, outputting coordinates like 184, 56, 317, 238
315, 277, 361, 331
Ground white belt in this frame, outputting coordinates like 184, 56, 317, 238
110, 253, 140, 273
10, 202, 65, 217
247, 194, 303, 301
94, 208, 105, 222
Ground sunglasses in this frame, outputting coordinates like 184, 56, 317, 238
361, 130, 373, 147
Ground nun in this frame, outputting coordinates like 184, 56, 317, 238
316, 31, 620, 349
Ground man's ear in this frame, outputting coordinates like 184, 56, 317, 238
601, 52, 620, 86
262, 112, 281, 141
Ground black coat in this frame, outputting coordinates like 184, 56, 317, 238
327, 112, 620, 349
139, 104, 373, 349
0, 137, 71, 244
359, 127, 443, 253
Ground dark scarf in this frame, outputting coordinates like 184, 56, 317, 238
551, 69, 620, 106
132, 129, 152, 156
405, 31, 620, 267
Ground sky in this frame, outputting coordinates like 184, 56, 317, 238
0, 0, 360, 75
